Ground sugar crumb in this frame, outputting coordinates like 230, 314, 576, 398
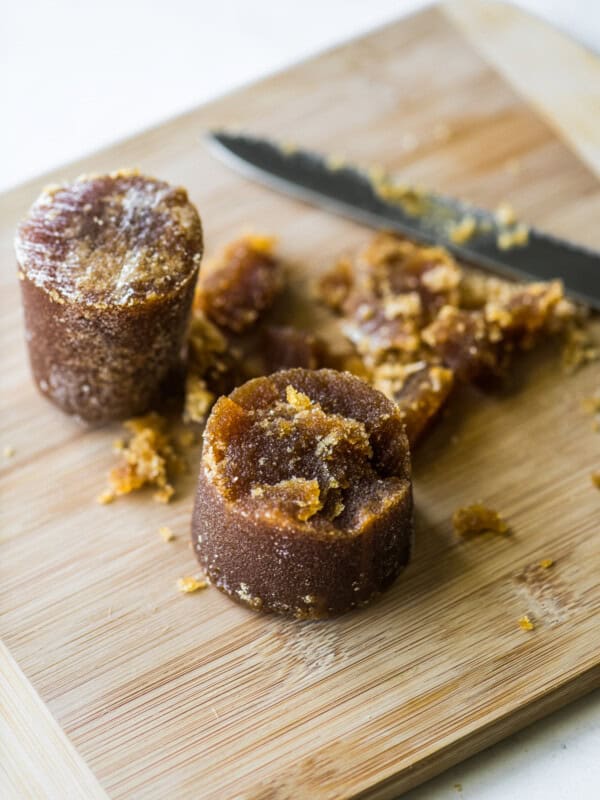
97, 490, 115, 505
286, 384, 313, 411
177, 575, 209, 593
453, 503, 509, 536
327, 153, 347, 171
448, 215, 477, 244
539, 558, 554, 569
159, 526, 175, 542
562, 327, 599, 373
184, 375, 216, 424
495, 202, 517, 226
497, 223, 529, 250
105, 413, 184, 504
519, 615, 535, 631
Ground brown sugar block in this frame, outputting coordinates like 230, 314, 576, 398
194, 234, 282, 333
340, 234, 461, 364
422, 306, 499, 382
192, 368, 414, 618
373, 361, 455, 445
316, 257, 354, 312
260, 325, 327, 372
485, 280, 573, 347
355, 234, 461, 318
16, 170, 202, 423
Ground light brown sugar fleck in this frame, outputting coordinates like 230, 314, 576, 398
453, 504, 509, 537
177, 575, 209, 593
495, 202, 517, 226
497, 224, 529, 250
159, 526, 175, 542
448, 215, 477, 244
97, 490, 116, 505
519, 615, 535, 631
103, 413, 185, 503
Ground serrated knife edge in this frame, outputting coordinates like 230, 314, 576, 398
205, 130, 600, 310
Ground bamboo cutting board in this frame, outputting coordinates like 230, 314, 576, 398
1, 4, 599, 798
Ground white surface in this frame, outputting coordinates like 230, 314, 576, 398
406, 689, 600, 799
2, 0, 600, 192
1, 1, 599, 798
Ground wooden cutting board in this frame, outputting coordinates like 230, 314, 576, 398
1, 4, 599, 798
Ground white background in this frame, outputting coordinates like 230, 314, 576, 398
1, 1, 599, 798
2, 0, 600, 192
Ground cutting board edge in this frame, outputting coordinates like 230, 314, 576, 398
2, 3, 600, 798
443, 0, 600, 179
357, 662, 600, 799
0, 639, 109, 799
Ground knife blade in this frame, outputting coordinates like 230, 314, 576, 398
205, 130, 600, 310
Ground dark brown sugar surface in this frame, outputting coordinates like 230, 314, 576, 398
316, 233, 580, 445
194, 234, 282, 332
15, 170, 203, 422
15, 169, 203, 307
194, 369, 414, 617
340, 235, 462, 362
205, 369, 410, 530
372, 361, 455, 445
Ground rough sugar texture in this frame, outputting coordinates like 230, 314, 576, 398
194, 234, 281, 333
260, 325, 327, 373
372, 361, 454, 445
317, 233, 580, 444
192, 368, 414, 618
16, 170, 203, 422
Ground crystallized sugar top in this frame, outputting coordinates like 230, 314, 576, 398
15, 170, 203, 306
202, 369, 411, 534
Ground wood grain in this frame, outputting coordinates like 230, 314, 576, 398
445, 0, 600, 177
1, 5, 599, 799
0, 642, 108, 799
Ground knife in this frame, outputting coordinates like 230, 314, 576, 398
205, 130, 600, 310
